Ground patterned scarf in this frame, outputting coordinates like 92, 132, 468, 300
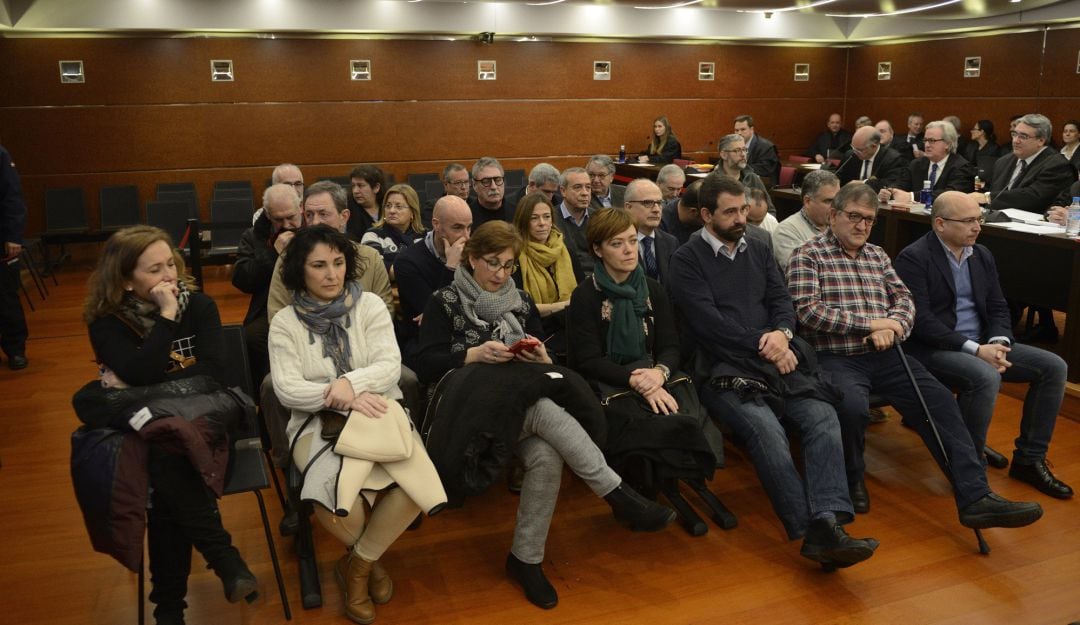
452, 264, 527, 346
292, 281, 363, 377
518, 228, 577, 305
592, 262, 649, 365
117, 281, 191, 338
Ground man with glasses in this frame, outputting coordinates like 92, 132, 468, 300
469, 156, 514, 227
586, 155, 624, 210
894, 191, 1072, 501
715, 133, 775, 216
835, 126, 907, 192
422, 162, 471, 228
968, 113, 1074, 212
879, 120, 976, 204
734, 114, 780, 183
655, 164, 685, 203
787, 183, 1043, 529
624, 179, 678, 283
668, 175, 880, 569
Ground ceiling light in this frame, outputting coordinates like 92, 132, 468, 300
738, 0, 835, 15
827, 0, 962, 17
635, 0, 702, 9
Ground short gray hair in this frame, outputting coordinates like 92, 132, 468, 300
471, 156, 504, 179
586, 154, 615, 175
560, 166, 588, 188
926, 120, 958, 153
800, 170, 839, 201
271, 163, 301, 184
304, 180, 347, 213
656, 163, 685, 185
263, 183, 301, 211
1017, 113, 1052, 141
442, 162, 467, 180
528, 163, 560, 187
718, 133, 745, 152
855, 116, 873, 127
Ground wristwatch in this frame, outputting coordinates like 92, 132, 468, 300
655, 364, 671, 382
777, 327, 794, 341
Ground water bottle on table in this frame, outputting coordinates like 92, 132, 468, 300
919, 180, 933, 210
1067, 197, 1080, 237
618, 145, 626, 164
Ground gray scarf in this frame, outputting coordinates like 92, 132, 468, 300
292, 281, 363, 377
452, 264, 527, 345
117, 281, 192, 337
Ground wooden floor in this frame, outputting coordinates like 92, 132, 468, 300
2, 263, 1079, 625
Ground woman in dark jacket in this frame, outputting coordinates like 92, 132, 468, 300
85, 225, 257, 625
639, 116, 683, 165
963, 119, 1004, 165
361, 183, 425, 277
415, 221, 674, 611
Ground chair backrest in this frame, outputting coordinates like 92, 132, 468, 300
156, 182, 196, 197
44, 187, 88, 233
221, 324, 255, 399
789, 155, 812, 164
213, 187, 253, 202
406, 172, 440, 192
779, 166, 796, 188
504, 168, 526, 190
156, 190, 199, 218
214, 180, 252, 192
209, 198, 253, 250
146, 200, 192, 245
99, 185, 140, 231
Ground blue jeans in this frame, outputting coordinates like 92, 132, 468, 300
818, 349, 990, 510
701, 386, 851, 540
920, 343, 1066, 464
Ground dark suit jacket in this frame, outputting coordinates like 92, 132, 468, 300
836, 146, 908, 191
590, 184, 626, 211
897, 155, 976, 198
806, 129, 852, 160
894, 231, 1013, 361
553, 203, 597, 276
641, 228, 679, 284
747, 134, 780, 183
1063, 148, 1080, 178
987, 148, 1075, 211
902, 132, 924, 152
889, 137, 915, 162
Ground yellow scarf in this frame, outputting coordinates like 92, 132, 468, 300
518, 228, 577, 304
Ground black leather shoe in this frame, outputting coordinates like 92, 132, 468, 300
505, 553, 557, 609
849, 480, 870, 514
1009, 459, 1074, 499
604, 483, 676, 531
959, 493, 1043, 529
278, 508, 299, 537
800, 517, 879, 568
212, 550, 260, 603
7, 355, 27, 370
984, 446, 1009, 469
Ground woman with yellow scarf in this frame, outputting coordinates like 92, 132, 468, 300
512, 192, 582, 356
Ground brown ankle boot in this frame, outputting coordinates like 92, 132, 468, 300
335, 553, 376, 624
368, 561, 393, 604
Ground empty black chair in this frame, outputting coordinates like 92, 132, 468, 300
213, 188, 254, 202
99, 186, 141, 232
155, 182, 196, 196
146, 200, 193, 247
504, 168, 526, 190
156, 191, 199, 219
208, 198, 253, 256
214, 180, 252, 192
407, 172, 440, 192
44, 187, 89, 234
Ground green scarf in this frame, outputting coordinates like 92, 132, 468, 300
593, 263, 649, 365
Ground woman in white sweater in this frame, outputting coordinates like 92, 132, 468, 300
269, 225, 445, 625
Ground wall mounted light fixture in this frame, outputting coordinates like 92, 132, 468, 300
59, 60, 84, 84
211, 59, 234, 82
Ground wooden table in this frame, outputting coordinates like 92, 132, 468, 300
614, 162, 711, 185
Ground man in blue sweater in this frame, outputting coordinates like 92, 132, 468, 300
668, 175, 878, 570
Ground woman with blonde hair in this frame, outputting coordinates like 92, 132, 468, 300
361, 183, 425, 276
638, 116, 683, 165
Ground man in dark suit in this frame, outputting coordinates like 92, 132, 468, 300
735, 114, 780, 183
586, 154, 625, 210
880, 120, 976, 203
894, 191, 1072, 500
806, 113, 852, 164
970, 113, 1075, 212
903, 113, 925, 157
876, 120, 914, 162
835, 126, 907, 192
623, 179, 678, 284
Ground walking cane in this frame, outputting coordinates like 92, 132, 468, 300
892, 342, 991, 555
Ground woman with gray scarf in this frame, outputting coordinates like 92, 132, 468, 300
416, 221, 675, 611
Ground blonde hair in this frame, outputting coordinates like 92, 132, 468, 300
82, 225, 195, 324
374, 183, 425, 234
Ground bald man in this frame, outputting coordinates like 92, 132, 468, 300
394, 195, 474, 366
624, 179, 679, 283
835, 126, 908, 192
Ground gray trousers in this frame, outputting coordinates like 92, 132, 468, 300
511, 398, 622, 564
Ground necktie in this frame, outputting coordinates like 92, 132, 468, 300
929, 162, 939, 187
1006, 159, 1027, 190
860, 159, 871, 180
641, 236, 658, 279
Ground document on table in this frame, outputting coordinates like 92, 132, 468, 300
998, 208, 1053, 225
984, 221, 1065, 235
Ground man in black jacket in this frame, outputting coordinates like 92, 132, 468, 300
836, 126, 908, 192
969, 113, 1074, 212
0, 143, 28, 370
231, 183, 302, 385
806, 113, 852, 164
735, 114, 780, 183
879, 121, 976, 203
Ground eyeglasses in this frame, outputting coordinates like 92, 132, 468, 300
922, 138, 945, 145
587, 171, 611, 180
1010, 131, 1035, 141
480, 257, 517, 273
384, 202, 411, 211
839, 210, 876, 226
475, 176, 504, 187
445, 179, 470, 187
628, 199, 665, 209
939, 216, 985, 225
281, 181, 305, 188
722, 148, 748, 154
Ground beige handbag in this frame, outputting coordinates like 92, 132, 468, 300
332, 399, 415, 463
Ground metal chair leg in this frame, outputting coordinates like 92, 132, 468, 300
253, 489, 292, 620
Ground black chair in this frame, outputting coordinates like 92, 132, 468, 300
504, 168, 526, 190
99, 185, 141, 232
406, 172, 440, 192
214, 180, 253, 192
213, 188, 254, 202
136, 326, 292, 623
7, 256, 34, 311
146, 200, 193, 247
207, 198, 253, 257
42, 187, 97, 269
155, 182, 196, 197
156, 191, 199, 219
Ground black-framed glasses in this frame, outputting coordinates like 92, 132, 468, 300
839, 210, 876, 226
475, 176, 504, 187
628, 199, 665, 209
939, 216, 985, 225
445, 179, 470, 187
480, 257, 517, 273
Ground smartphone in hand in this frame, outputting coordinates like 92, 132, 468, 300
507, 337, 541, 355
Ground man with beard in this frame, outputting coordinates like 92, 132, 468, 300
714, 133, 775, 215
468, 156, 515, 227
667, 175, 879, 569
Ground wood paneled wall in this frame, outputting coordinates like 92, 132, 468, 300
1, 29, 1077, 237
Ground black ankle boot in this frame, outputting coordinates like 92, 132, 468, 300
505, 553, 558, 609
603, 483, 676, 531
211, 549, 260, 603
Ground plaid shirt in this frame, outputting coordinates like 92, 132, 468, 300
787, 231, 914, 356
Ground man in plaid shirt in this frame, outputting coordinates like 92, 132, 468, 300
787, 183, 1042, 531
